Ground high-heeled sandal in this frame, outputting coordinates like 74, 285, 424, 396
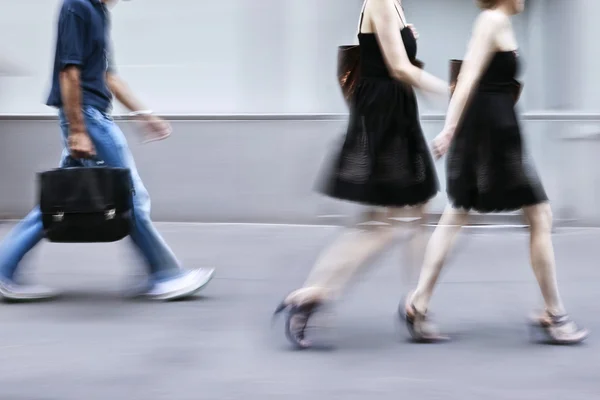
529, 311, 589, 345
400, 299, 448, 343
273, 300, 323, 349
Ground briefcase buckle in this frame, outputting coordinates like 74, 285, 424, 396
105, 209, 116, 220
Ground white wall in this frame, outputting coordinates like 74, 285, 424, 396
0, 0, 59, 114
0, 0, 535, 115
0, 0, 358, 115
0, 0, 599, 224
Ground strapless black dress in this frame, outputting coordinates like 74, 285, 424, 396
319, 28, 439, 207
446, 50, 548, 212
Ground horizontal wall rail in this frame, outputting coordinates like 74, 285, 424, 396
1, 111, 600, 122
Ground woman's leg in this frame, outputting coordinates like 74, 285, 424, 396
278, 205, 428, 348
286, 207, 402, 306
409, 205, 469, 314
522, 203, 564, 315
523, 203, 588, 343
396, 206, 428, 292
287, 205, 430, 305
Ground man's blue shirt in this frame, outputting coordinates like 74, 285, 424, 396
46, 0, 115, 112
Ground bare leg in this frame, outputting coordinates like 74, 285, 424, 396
523, 203, 588, 343
279, 206, 414, 348
394, 206, 428, 292
522, 203, 564, 315
286, 207, 402, 305
284, 204, 427, 304
410, 206, 469, 313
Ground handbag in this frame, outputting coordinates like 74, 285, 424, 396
449, 59, 522, 102
337, 45, 361, 105
337, 45, 425, 105
38, 156, 134, 243
449, 59, 462, 98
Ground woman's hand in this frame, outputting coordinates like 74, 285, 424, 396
431, 130, 453, 160
407, 24, 419, 40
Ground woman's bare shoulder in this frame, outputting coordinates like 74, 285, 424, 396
474, 9, 510, 32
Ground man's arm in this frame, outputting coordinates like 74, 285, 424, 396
104, 47, 171, 143
58, 7, 94, 157
104, 42, 147, 113
106, 72, 147, 113
103, 39, 143, 112
60, 66, 85, 133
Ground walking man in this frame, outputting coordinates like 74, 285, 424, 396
0, 0, 214, 301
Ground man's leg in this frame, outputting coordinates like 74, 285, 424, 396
0, 209, 44, 282
71, 107, 214, 300
0, 148, 74, 300
0, 207, 59, 300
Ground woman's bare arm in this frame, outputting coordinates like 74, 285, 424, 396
370, 0, 446, 94
442, 11, 508, 136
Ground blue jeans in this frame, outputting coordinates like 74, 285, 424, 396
0, 106, 182, 283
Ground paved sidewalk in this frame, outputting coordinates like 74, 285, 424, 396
0, 223, 597, 400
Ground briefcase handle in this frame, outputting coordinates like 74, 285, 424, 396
63, 155, 105, 168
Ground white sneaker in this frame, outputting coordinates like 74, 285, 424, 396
144, 268, 215, 301
0, 279, 60, 301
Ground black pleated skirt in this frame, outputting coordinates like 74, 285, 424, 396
446, 91, 548, 212
318, 77, 439, 207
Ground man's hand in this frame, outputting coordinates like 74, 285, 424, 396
105, 73, 172, 143
136, 114, 172, 143
68, 128, 96, 159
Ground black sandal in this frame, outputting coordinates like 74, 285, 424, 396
400, 300, 448, 343
529, 311, 589, 345
273, 300, 323, 349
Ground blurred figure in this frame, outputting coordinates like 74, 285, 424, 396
403, 0, 588, 344
0, 0, 214, 302
274, 0, 447, 348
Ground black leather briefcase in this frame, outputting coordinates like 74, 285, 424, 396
38, 157, 133, 243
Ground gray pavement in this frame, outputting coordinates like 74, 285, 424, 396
0, 222, 598, 399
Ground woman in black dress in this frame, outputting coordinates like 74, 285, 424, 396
403, 0, 588, 344
274, 0, 447, 349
